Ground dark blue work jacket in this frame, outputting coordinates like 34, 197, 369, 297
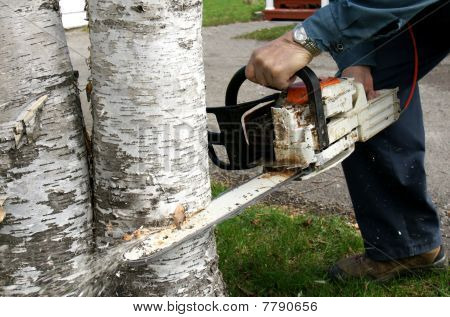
302, 0, 442, 69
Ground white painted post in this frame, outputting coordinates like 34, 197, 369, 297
266, 0, 275, 10
60, 0, 87, 29
321, 0, 329, 6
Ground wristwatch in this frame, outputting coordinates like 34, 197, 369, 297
292, 24, 322, 57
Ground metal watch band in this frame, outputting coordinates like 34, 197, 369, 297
292, 25, 321, 57
302, 39, 322, 57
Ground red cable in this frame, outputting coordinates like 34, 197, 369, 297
404, 23, 419, 110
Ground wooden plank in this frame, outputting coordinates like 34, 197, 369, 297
275, 0, 321, 9
263, 8, 317, 20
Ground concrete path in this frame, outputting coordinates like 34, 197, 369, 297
66, 21, 449, 251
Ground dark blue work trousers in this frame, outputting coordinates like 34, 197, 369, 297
341, 2, 450, 261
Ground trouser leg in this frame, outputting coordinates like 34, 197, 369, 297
343, 86, 442, 261
341, 1, 449, 261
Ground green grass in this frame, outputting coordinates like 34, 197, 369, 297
203, 0, 265, 27
235, 24, 297, 41
211, 182, 230, 198
211, 183, 449, 296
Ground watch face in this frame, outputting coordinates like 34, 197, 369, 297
294, 27, 307, 43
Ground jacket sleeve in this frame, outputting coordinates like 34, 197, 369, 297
332, 41, 377, 72
302, 0, 439, 56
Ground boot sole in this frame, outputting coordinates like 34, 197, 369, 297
375, 252, 448, 282
329, 250, 448, 282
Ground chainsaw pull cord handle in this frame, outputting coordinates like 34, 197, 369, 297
225, 66, 329, 150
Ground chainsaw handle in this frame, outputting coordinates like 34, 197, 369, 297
225, 66, 329, 149
225, 66, 247, 106
295, 67, 329, 150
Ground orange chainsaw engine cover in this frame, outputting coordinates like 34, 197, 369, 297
286, 77, 341, 104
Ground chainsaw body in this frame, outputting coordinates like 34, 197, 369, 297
207, 67, 401, 177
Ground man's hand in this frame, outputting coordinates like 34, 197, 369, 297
341, 66, 378, 100
245, 31, 313, 90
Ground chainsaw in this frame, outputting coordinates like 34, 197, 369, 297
123, 66, 401, 264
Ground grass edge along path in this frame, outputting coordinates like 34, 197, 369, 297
203, 0, 265, 27
235, 24, 297, 41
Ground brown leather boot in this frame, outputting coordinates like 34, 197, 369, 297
329, 246, 448, 281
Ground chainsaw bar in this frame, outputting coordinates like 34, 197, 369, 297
123, 168, 308, 265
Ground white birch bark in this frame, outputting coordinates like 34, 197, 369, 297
0, 0, 93, 296
88, 0, 226, 296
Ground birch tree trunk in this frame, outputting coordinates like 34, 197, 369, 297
88, 0, 226, 296
0, 1, 93, 296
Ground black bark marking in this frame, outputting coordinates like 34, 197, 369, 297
116, 4, 126, 14
91, 19, 162, 34
178, 39, 194, 50
169, 0, 202, 12
92, 140, 172, 244
41, 190, 77, 213
39, 0, 60, 12
7, 146, 39, 174
0, 220, 93, 296
41, 71, 78, 93
131, 5, 145, 13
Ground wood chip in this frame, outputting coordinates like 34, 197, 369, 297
133, 228, 143, 239
122, 233, 133, 241
0, 207, 5, 224
173, 204, 186, 229
0, 197, 6, 224
251, 218, 261, 226
106, 221, 113, 234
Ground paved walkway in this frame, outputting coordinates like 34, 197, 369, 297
66, 21, 449, 251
